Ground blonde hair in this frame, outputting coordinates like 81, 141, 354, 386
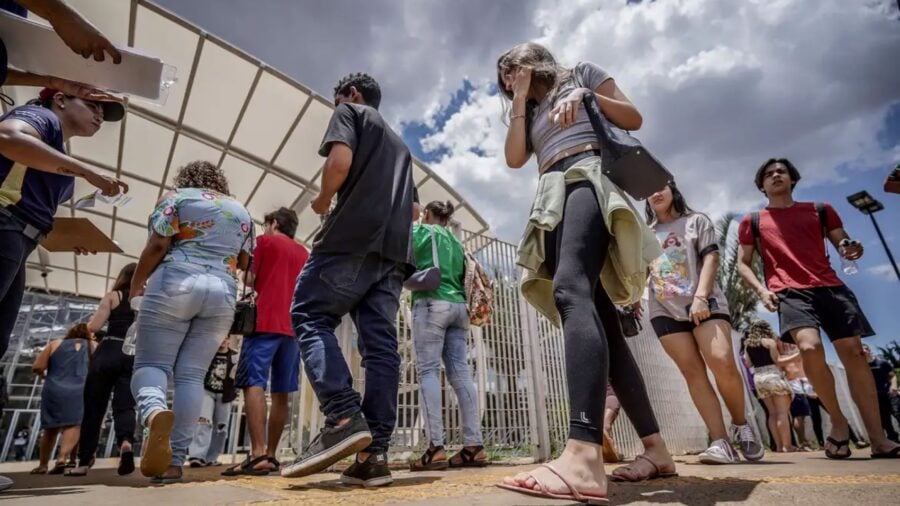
744, 320, 776, 348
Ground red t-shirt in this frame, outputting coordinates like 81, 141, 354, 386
252, 234, 309, 336
738, 202, 844, 293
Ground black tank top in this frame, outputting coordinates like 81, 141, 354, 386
106, 290, 135, 338
746, 343, 775, 368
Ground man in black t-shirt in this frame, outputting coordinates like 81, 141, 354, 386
864, 345, 899, 442
283, 73, 414, 487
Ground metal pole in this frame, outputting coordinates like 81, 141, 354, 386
869, 213, 900, 282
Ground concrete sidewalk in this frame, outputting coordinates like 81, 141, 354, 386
1, 451, 898, 505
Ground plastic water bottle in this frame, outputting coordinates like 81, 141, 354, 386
122, 296, 143, 356
839, 239, 859, 275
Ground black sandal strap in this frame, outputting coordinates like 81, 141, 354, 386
420, 445, 443, 466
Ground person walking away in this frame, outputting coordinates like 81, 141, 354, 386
189, 339, 237, 467
282, 73, 415, 488
66, 263, 138, 476
225, 207, 308, 476
495, 42, 676, 503
129, 160, 253, 483
864, 344, 899, 443
742, 321, 797, 453
30, 323, 95, 474
645, 182, 763, 464
781, 342, 814, 450
736, 158, 900, 460
408, 201, 486, 471
13, 427, 29, 461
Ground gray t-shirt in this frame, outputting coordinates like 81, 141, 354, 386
316, 102, 416, 269
530, 62, 611, 170
648, 213, 730, 321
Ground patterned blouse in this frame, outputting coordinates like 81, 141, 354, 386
149, 188, 254, 276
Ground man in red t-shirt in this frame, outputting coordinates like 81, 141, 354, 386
737, 158, 899, 460
227, 208, 309, 475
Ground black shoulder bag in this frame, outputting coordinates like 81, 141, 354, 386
230, 222, 257, 335
575, 63, 674, 200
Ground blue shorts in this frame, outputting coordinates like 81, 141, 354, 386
235, 332, 300, 393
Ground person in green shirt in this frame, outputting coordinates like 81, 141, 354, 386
408, 201, 485, 471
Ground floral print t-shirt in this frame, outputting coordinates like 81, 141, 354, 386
149, 188, 254, 276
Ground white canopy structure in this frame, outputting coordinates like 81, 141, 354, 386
1, 0, 490, 299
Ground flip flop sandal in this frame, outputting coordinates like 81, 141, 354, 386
497, 463, 609, 505
221, 455, 273, 476
65, 461, 93, 477
449, 446, 488, 468
30, 466, 48, 475
610, 454, 678, 482
267, 457, 281, 472
118, 451, 135, 476
47, 463, 68, 475
825, 437, 851, 460
871, 446, 900, 459
150, 474, 184, 484
409, 445, 449, 471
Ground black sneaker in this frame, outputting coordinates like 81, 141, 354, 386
340, 452, 393, 488
280, 412, 372, 478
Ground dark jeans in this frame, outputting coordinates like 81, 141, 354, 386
0, 212, 38, 360
78, 338, 137, 465
291, 252, 404, 453
877, 392, 899, 441
543, 182, 660, 444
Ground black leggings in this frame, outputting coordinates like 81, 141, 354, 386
78, 339, 136, 465
544, 181, 660, 444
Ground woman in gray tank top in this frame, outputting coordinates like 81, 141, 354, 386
30, 324, 96, 474
496, 42, 675, 502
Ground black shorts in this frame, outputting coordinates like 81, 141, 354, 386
777, 286, 875, 342
790, 394, 811, 417
651, 313, 732, 338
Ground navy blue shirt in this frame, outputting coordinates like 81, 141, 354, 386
0, 105, 72, 232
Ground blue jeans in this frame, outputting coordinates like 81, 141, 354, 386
131, 262, 236, 467
291, 252, 405, 453
188, 391, 232, 463
0, 212, 38, 360
412, 299, 483, 446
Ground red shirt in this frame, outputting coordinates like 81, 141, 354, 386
738, 202, 844, 293
252, 234, 309, 336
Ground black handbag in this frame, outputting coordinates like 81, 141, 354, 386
617, 306, 642, 338
575, 64, 673, 200
403, 227, 442, 291
230, 223, 257, 336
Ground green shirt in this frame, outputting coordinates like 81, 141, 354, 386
411, 224, 466, 303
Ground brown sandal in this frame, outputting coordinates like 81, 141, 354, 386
409, 445, 449, 471
449, 445, 488, 468
497, 463, 609, 505
610, 454, 678, 482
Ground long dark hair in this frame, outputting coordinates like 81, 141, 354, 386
645, 182, 694, 225
496, 42, 573, 152
111, 263, 137, 292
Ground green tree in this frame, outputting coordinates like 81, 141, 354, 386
877, 341, 900, 369
715, 213, 763, 331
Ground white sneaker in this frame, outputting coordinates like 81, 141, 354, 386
0, 475, 12, 492
698, 439, 740, 464
733, 423, 765, 461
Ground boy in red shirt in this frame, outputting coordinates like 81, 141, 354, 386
226, 208, 309, 475
737, 158, 899, 459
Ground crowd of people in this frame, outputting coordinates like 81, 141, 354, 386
0, 4, 896, 501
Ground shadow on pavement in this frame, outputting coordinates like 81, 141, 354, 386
609, 476, 761, 505
288, 475, 442, 492
1, 465, 250, 491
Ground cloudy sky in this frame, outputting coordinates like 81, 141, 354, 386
156, 0, 900, 350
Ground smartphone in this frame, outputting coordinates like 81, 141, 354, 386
686, 297, 719, 317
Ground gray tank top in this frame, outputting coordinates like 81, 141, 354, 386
530, 62, 612, 170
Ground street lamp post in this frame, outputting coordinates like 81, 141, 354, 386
847, 191, 899, 282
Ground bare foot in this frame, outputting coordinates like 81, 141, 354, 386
501, 440, 606, 498
872, 439, 900, 455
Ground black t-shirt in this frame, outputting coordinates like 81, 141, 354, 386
869, 357, 894, 394
315, 103, 415, 269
